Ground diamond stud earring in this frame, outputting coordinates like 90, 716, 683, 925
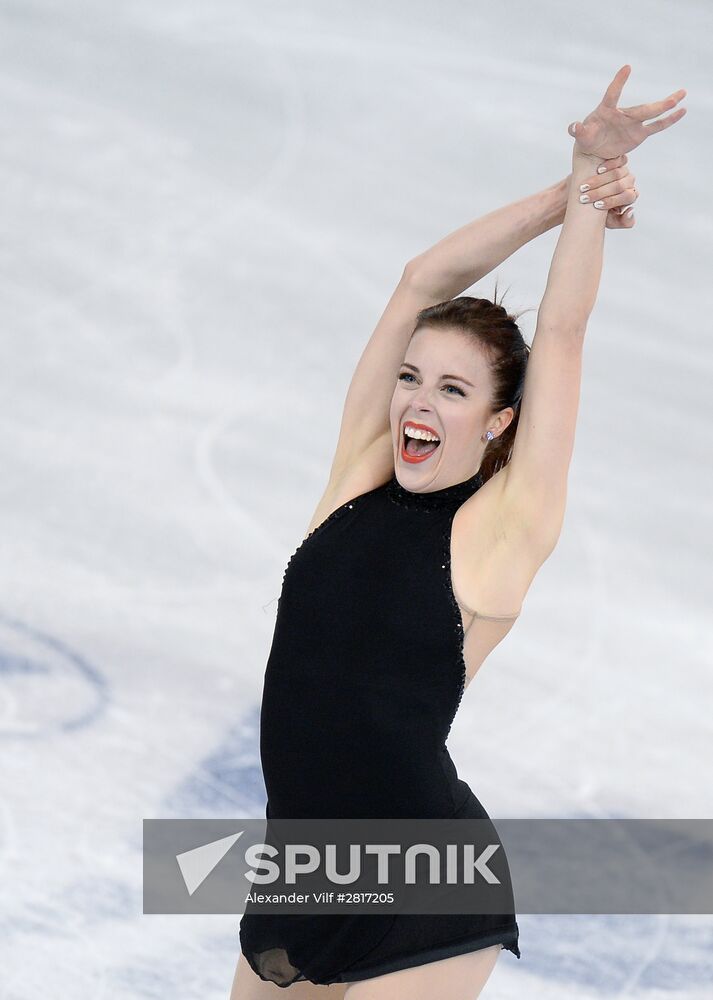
485, 430, 494, 441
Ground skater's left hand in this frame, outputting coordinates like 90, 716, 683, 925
567, 65, 687, 160
567, 152, 639, 229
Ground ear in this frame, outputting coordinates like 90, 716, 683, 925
495, 405, 516, 436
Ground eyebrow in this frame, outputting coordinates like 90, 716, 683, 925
399, 362, 475, 388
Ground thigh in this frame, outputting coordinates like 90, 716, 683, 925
343, 945, 502, 1000
230, 949, 349, 1000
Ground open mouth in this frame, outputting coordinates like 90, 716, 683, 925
401, 424, 441, 463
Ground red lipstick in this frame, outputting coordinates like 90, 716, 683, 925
400, 420, 442, 465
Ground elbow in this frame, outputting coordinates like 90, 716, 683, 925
402, 256, 430, 291
402, 254, 449, 298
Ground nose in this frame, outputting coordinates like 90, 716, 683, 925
410, 383, 435, 410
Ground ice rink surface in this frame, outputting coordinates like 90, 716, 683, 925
0, 1, 711, 996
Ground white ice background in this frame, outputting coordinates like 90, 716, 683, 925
0, 1, 711, 997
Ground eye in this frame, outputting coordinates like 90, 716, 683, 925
397, 373, 466, 397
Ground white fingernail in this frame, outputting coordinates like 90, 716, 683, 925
626, 208, 634, 218
597, 165, 607, 174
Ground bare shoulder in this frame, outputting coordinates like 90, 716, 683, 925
303, 432, 394, 539
450, 465, 557, 618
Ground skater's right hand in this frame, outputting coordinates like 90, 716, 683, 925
567, 64, 686, 160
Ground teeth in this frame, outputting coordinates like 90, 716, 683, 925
404, 426, 440, 442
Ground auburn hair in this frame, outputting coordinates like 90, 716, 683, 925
410, 281, 532, 484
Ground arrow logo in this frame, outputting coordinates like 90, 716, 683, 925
176, 831, 244, 895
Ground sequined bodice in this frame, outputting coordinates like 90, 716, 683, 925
385, 469, 484, 511
241, 466, 522, 986
258, 469, 485, 820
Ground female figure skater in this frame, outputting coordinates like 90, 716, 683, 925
232, 65, 686, 999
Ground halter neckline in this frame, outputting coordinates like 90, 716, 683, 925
385, 469, 484, 510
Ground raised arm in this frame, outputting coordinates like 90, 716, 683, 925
499, 143, 618, 550
502, 66, 686, 552
325, 177, 571, 490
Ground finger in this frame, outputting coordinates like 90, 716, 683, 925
601, 63, 632, 108
644, 105, 687, 134
620, 211, 635, 227
578, 164, 631, 195
615, 199, 636, 215
598, 154, 628, 173
624, 89, 687, 123
596, 170, 636, 197
594, 153, 628, 178
608, 206, 636, 228
590, 186, 638, 211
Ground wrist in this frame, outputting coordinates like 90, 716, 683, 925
571, 143, 605, 169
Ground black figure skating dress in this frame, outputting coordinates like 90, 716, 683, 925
239, 470, 521, 985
